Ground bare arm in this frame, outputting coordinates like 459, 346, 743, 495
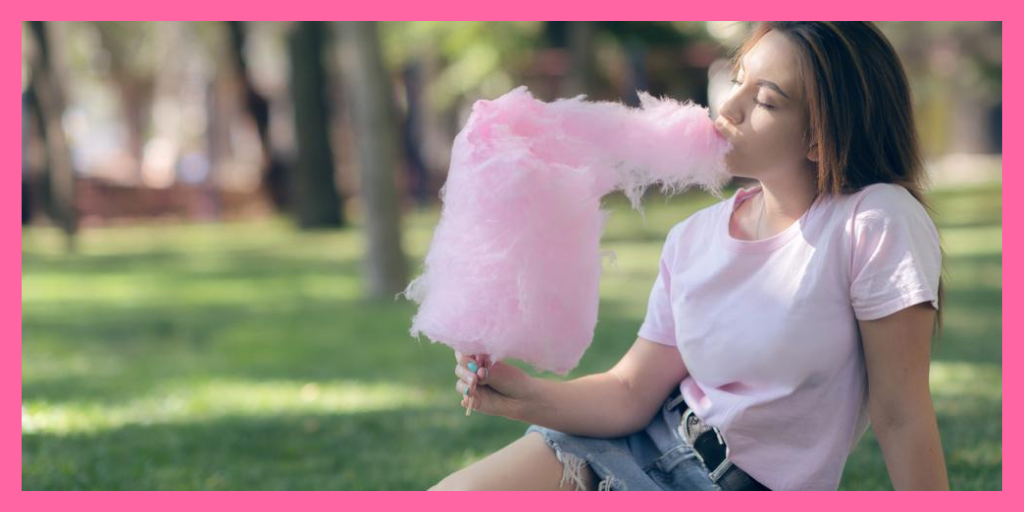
512, 337, 689, 438
860, 302, 950, 490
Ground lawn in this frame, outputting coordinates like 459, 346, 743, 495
22, 181, 1001, 490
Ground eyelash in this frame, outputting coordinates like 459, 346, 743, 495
730, 78, 775, 110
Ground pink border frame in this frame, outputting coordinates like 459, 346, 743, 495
11, 6, 1008, 502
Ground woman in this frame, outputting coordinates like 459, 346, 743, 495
429, 21, 950, 491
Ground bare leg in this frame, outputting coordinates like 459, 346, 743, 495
429, 432, 598, 491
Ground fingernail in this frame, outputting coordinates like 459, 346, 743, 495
482, 367, 489, 380
468, 361, 478, 372
463, 387, 470, 397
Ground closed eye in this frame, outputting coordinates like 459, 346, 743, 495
730, 78, 776, 110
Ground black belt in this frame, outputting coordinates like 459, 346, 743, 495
666, 389, 771, 491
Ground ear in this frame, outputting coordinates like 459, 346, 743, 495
806, 142, 819, 163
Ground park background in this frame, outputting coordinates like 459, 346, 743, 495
21, 21, 1002, 490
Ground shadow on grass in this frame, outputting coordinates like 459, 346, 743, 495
22, 406, 525, 490
22, 296, 647, 407
839, 395, 1002, 491
22, 391, 1001, 490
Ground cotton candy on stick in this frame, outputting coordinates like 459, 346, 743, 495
402, 86, 731, 413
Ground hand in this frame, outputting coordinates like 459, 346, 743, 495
455, 351, 534, 419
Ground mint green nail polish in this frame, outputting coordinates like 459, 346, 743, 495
463, 387, 470, 396
468, 361, 478, 372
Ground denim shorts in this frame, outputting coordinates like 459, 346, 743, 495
523, 391, 724, 491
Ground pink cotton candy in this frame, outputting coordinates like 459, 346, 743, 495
401, 85, 732, 375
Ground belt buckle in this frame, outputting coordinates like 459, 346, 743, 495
680, 409, 711, 444
679, 409, 733, 484
707, 455, 734, 484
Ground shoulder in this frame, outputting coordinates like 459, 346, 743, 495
842, 182, 940, 248
829, 183, 936, 238
848, 182, 928, 219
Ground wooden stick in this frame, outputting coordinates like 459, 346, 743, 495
465, 395, 474, 416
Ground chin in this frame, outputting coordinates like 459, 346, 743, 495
724, 160, 749, 179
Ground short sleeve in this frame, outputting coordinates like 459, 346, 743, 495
638, 226, 679, 346
849, 185, 942, 321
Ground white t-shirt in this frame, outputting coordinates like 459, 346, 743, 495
637, 182, 942, 490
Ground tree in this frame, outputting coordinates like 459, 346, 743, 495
286, 22, 345, 228
336, 21, 408, 298
26, 21, 77, 252
226, 21, 292, 212
565, 22, 597, 98
93, 22, 158, 183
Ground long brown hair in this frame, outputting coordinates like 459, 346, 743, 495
730, 21, 947, 340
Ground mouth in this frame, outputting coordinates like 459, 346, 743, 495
712, 124, 727, 140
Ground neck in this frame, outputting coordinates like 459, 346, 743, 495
754, 175, 819, 231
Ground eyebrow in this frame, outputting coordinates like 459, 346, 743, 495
738, 61, 791, 100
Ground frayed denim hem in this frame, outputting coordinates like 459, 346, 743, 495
533, 431, 622, 491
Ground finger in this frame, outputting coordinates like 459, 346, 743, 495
456, 379, 473, 398
460, 388, 481, 410
456, 379, 481, 402
456, 352, 477, 369
473, 355, 489, 384
454, 364, 477, 386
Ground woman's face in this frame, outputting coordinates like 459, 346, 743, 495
715, 30, 816, 180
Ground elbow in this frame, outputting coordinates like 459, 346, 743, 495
870, 398, 911, 432
608, 372, 667, 437
869, 396, 936, 434
605, 372, 655, 437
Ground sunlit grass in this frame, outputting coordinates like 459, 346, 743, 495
930, 361, 1002, 402
23, 379, 439, 435
940, 225, 1002, 257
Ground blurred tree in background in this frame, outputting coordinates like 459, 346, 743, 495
337, 21, 408, 297
287, 21, 344, 229
20, 21, 1003, 291
25, 21, 77, 252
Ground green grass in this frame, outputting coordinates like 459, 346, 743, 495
22, 182, 1001, 490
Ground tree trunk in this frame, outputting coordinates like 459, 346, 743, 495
565, 22, 596, 98
335, 21, 408, 298
93, 23, 155, 184
286, 21, 344, 228
27, 21, 77, 252
401, 61, 430, 208
226, 21, 291, 212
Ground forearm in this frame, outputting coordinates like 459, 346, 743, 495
513, 372, 646, 438
873, 413, 950, 490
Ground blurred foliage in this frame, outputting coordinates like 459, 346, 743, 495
879, 21, 1002, 98
379, 21, 544, 111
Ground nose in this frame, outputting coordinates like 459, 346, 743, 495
716, 90, 743, 131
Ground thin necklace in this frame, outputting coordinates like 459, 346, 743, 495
756, 190, 822, 240
756, 191, 766, 240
